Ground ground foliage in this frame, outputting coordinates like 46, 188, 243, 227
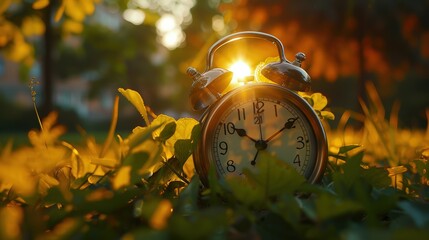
0, 86, 429, 240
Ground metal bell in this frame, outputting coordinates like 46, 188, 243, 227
187, 67, 233, 111
261, 52, 311, 92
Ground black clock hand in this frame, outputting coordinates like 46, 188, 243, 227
258, 117, 263, 139
251, 140, 268, 165
266, 117, 298, 142
251, 115, 265, 166
251, 150, 259, 166
233, 127, 257, 142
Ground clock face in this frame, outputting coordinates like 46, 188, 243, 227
194, 83, 327, 185
213, 97, 316, 177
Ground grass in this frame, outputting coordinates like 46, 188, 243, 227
0, 84, 428, 239
0, 131, 122, 150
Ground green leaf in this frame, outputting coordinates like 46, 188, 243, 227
398, 200, 429, 227
149, 157, 182, 185
255, 212, 297, 239
170, 119, 199, 163
414, 159, 429, 178
139, 142, 164, 178
133, 198, 173, 230
315, 193, 363, 221
338, 144, 362, 154
247, 151, 306, 196
333, 151, 364, 196
118, 88, 150, 126
123, 229, 169, 240
175, 118, 199, 140
176, 177, 200, 215
162, 181, 187, 199
157, 121, 176, 142
123, 152, 149, 168
151, 114, 175, 140
311, 92, 328, 111
44, 187, 68, 205
174, 139, 193, 163
299, 198, 317, 221
114, 152, 150, 189
269, 194, 301, 227
150, 115, 198, 161
227, 151, 306, 207
321, 110, 335, 120
113, 165, 132, 189
206, 166, 227, 203
190, 123, 201, 145
126, 125, 160, 151
71, 187, 143, 214
37, 217, 84, 240
169, 207, 228, 239
226, 176, 266, 207
366, 188, 399, 217
362, 167, 391, 189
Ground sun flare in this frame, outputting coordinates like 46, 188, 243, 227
229, 61, 251, 79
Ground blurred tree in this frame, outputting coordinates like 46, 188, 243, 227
0, 0, 100, 113
213, 0, 429, 126
54, 23, 164, 107
216, 0, 429, 81
0, 0, 194, 116
1, 0, 428, 127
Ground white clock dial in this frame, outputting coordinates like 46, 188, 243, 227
194, 83, 327, 185
212, 97, 316, 177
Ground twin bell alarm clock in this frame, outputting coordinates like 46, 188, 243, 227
186, 31, 327, 186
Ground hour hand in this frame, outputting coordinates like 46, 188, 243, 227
266, 117, 298, 142
233, 127, 257, 142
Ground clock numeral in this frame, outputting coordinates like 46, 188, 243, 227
296, 136, 305, 149
219, 141, 228, 155
254, 115, 263, 125
226, 160, 236, 172
274, 104, 278, 117
237, 108, 246, 121
253, 101, 265, 114
293, 154, 301, 166
223, 122, 236, 135
285, 117, 298, 129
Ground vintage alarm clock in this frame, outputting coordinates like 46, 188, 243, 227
187, 31, 327, 186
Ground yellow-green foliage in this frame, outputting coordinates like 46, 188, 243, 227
0, 86, 428, 239
0, 88, 199, 198
328, 82, 429, 189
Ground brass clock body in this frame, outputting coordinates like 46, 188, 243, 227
193, 83, 328, 186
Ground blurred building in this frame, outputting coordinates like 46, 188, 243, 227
0, 58, 114, 122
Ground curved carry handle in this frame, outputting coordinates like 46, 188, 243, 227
205, 31, 290, 71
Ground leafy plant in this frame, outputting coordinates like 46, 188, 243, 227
0, 85, 429, 239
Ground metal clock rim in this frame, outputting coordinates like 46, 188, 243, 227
193, 83, 328, 187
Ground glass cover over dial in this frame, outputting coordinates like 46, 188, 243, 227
194, 83, 327, 185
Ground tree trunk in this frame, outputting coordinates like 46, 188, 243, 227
42, 3, 53, 114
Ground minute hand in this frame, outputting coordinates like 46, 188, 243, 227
266, 117, 298, 142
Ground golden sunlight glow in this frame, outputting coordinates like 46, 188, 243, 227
123, 9, 146, 25
156, 14, 185, 49
228, 60, 252, 84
